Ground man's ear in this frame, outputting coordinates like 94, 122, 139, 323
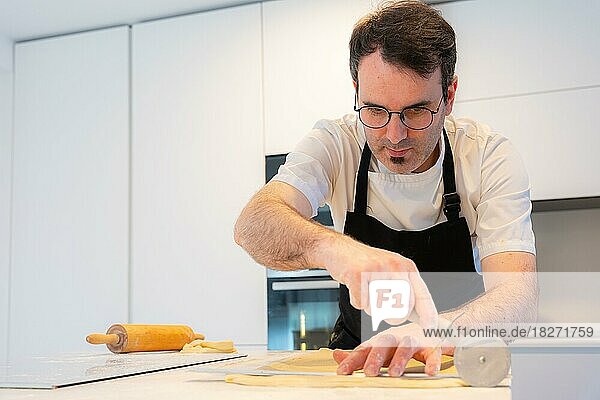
445, 75, 459, 116
353, 80, 358, 92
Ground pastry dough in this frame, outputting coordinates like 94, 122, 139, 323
225, 373, 467, 388
225, 348, 466, 388
180, 339, 237, 353
261, 348, 454, 374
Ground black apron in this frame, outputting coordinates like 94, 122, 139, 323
329, 129, 484, 349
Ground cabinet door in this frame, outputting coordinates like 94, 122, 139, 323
453, 88, 600, 200
10, 27, 130, 359
263, 0, 373, 155
439, 0, 600, 200
132, 4, 266, 344
437, 0, 600, 101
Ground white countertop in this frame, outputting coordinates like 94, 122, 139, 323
0, 346, 510, 400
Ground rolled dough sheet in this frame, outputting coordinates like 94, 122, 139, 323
225, 374, 467, 388
226, 348, 466, 388
261, 348, 454, 374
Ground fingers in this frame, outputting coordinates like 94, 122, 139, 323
337, 334, 400, 377
423, 347, 442, 376
348, 282, 362, 310
336, 345, 371, 375
407, 271, 438, 329
386, 337, 441, 377
337, 328, 443, 378
362, 334, 398, 377
361, 276, 371, 315
442, 345, 455, 356
332, 349, 350, 364
387, 336, 418, 377
342, 250, 418, 312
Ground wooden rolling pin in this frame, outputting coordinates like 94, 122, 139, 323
86, 324, 205, 354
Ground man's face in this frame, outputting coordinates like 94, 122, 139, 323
356, 51, 455, 174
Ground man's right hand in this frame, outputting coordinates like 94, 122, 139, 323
235, 180, 437, 329
312, 234, 438, 330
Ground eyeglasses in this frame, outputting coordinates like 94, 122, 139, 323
354, 93, 444, 130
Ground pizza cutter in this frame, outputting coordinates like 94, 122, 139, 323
453, 337, 511, 387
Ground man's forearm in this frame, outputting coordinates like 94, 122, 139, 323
441, 272, 538, 331
234, 188, 337, 271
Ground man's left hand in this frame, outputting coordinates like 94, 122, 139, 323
333, 323, 453, 377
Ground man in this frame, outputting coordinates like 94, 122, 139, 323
234, 0, 536, 377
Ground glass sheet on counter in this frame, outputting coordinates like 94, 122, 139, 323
0, 351, 246, 389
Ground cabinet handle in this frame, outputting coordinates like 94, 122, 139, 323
272, 280, 339, 291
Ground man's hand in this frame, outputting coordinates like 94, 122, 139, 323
332, 323, 453, 377
235, 181, 437, 328
313, 234, 438, 329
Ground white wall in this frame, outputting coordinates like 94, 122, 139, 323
0, 35, 13, 365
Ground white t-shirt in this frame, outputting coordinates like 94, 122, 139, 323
272, 114, 536, 272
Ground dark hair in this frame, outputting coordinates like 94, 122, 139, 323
349, 0, 456, 102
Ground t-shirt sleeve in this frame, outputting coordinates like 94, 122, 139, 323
475, 134, 537, 260
271, 123, 343, 218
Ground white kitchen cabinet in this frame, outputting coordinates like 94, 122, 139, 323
263, 0, 374, 155
10, 27, 130, 359
0, 68, 13, 365
131, 4, 266, 344
453, 87, 600, 201
437, 0, 600, 200
437, 0, 600, 102
0, 35, 12, 71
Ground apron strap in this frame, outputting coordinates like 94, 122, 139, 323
352, 129, 461, 220
353, 140, 372, 214
441, 129, 461, 221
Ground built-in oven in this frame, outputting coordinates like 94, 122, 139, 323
267, 270, 339, 350
266, 154, 339, 350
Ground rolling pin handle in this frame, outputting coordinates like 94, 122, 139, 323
193, 333, 205, 340
86, 333, 121, 345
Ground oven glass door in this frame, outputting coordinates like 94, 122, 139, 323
267, 277, 340, 350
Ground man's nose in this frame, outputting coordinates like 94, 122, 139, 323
385, 114, 408, 144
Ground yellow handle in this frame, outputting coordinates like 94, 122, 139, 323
194, 333, 205, 340
86, 333, 120, 345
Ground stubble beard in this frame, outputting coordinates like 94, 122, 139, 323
366, 115, 445, 173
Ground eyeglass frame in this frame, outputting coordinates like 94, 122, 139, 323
353, 90, 445, 131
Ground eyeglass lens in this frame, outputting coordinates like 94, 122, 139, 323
359, 106, 434, 130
